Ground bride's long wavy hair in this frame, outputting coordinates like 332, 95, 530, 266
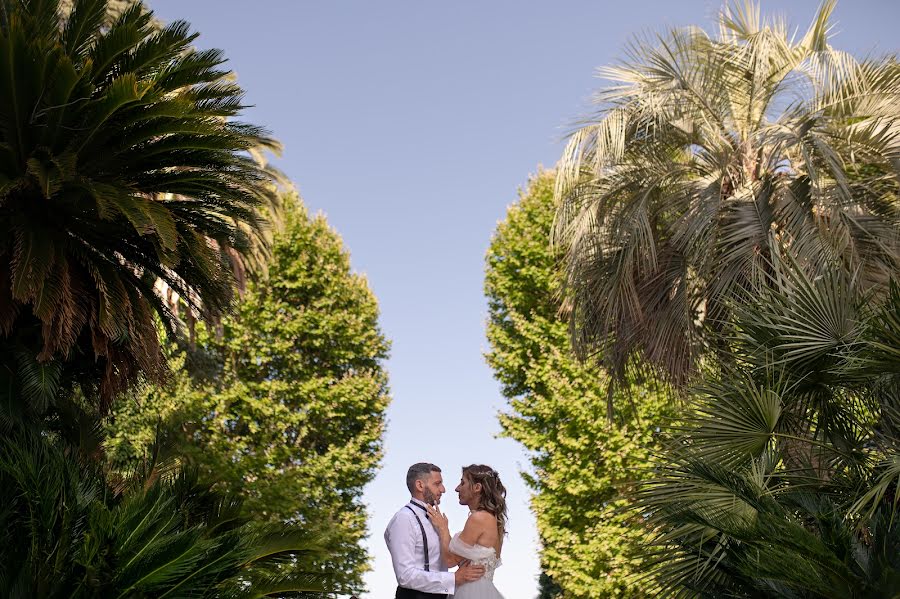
462, 464, 508, 536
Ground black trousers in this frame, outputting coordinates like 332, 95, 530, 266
394, 586, 448, 599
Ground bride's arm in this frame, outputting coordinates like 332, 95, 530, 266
425, 504, 464, 567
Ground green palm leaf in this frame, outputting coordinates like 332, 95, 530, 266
0, 433, 335, 597
0, 0, 283, 423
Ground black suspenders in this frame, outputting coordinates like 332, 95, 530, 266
405, 503, 430, 571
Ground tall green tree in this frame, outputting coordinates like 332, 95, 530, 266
554, 0, 900, 386
485, 171, 671, 597
0, 0, 281, 428
107, 194, 391, 593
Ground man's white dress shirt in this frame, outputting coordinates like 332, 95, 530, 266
384, 498, 455, 595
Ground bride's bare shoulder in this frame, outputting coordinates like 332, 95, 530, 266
467, 510, 497, 526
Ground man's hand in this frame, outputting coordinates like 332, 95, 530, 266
454, 561, 485, 586
425, 503, 450, 537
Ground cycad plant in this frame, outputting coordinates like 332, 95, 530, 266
636, 259, 900, 597
0, 431, 333, 598
0, 0, 282, 425
554, 0, 900, 384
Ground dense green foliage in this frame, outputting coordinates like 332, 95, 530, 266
554, 0, 900, 386
485, 171, 671, 597
0, 431, 331, 598
107, 194, 391, 592
638, 263, 900, 597
0, 0, 281, 426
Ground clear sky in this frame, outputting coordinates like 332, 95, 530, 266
148, 2, 899, 597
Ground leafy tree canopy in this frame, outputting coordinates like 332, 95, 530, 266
107, 193, 391, 592
485, 171, 671, 597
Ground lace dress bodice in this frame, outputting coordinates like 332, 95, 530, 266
449, 533, 504, 598
449, 533, 501, 579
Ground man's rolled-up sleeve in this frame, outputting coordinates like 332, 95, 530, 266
384, 513, 455, 595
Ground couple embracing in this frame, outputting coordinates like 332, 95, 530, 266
384, 462, 507, 598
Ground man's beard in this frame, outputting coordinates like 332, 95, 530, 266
423, 488, 438, 506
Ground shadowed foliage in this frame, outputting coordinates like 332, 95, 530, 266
636, 260, 900, 597
0, 431, 333, 598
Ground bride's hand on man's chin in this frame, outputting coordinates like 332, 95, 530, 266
425, 503, 450, 533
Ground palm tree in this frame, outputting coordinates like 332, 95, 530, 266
0, 0, 282, 425
635, 260, 900, 596
0, 431, 333, 598
554, 0, 900, 384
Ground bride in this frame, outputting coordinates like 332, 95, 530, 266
426, 464, 507, 599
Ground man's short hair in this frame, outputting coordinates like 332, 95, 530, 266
406, 462, 441, 494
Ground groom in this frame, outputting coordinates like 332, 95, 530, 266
385, 462, 485, 598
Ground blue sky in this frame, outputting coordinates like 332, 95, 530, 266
149, 2, 899, 596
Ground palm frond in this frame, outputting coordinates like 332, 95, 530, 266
0, 0, 284, 419
553, 0, 900, 388
0, 432, 336, 597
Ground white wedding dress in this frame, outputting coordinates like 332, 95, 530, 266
450, 533, 504, 598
